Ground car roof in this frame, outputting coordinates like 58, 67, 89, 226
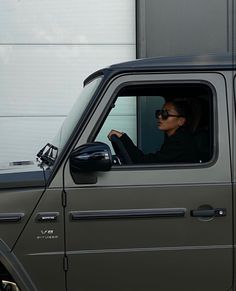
109, 54, 235, 71
84, 54, 235, 85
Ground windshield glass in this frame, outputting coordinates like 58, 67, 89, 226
52, 75, 103, 153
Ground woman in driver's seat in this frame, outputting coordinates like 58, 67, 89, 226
108, 100, 198, 164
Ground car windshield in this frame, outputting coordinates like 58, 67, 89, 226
52, 75, 103, 154
37, 75, 103, 166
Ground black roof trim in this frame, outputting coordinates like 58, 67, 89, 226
83, 69, 105, 86
109, 54, 235, 71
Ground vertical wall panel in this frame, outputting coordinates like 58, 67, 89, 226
0, 1, 136, 44
137, 0, 230, 58
233, 0, 235, 98
0, 45, 135, 116
0, 1, 136, 162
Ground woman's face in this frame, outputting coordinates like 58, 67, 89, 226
157, 102, 186, 136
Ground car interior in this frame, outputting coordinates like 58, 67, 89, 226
95, 82, 214, 165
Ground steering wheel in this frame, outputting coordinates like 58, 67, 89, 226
110, 134, 133, 165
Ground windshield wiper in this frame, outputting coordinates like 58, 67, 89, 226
37, 143, 58, 166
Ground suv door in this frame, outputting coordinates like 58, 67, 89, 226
63, 73, 233, 291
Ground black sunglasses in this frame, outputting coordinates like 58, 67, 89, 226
155, 109, 183, 120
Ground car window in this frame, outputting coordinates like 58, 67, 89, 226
95, 82, 213, 165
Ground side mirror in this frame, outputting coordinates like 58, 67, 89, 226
70, 142, 112, 173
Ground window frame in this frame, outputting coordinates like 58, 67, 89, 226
88, 76, 218, 170
62, 72, 231, 189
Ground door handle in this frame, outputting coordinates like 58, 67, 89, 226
191, 208, 226, 218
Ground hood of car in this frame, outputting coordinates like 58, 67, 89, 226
0, 160, 45, 189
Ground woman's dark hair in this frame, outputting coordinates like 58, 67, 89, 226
170, 99, 193, 129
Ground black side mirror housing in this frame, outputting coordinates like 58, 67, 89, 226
70, 142, 112, 173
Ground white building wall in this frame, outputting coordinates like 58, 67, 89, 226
0, 0, 136, 162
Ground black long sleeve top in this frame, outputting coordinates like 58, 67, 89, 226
120, 128, 198, 164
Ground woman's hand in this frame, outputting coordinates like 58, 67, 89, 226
108, 129, 124, 140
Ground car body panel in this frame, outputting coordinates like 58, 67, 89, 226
62, 71, 233, 290
13, 188, 65, 291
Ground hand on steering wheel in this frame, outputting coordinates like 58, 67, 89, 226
108, 132, 133, 165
